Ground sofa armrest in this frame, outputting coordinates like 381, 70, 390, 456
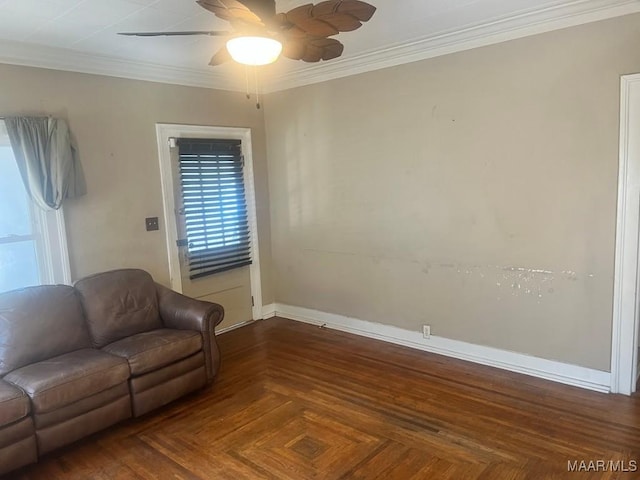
155, 283, 225, 383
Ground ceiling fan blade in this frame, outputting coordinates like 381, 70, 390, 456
282, 39, 305, 60
280, 1, 376, 38
335, 0, 376, 22
209, 46, 232, 66
314, 37, 344, 60
119, 30, 230, 37
282, 37, 344, 62
236, 0, 276, 23
311, 2, 363, 31
273, 16, 307, 38
284, 4, 338, 37
303, 44, 324, 62
311, 10, 361, 32
197, 0, 264, 26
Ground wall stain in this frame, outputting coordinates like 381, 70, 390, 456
301, 248, 595, 303
430, 263, 594, 302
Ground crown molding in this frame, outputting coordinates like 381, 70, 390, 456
265, 0, 640, 93
0, 0, 638, 93
0, 39, 243, 92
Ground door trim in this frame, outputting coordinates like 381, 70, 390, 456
611, 73, 640, 395
155, 123, 263, 321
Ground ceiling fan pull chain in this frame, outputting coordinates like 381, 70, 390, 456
245, 64, 251, 100
254, 66, 261, 110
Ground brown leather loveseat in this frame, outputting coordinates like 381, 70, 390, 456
0, 269, 224, 476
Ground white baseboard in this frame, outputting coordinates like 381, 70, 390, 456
214, 304, 276, 335
262, 303, 276, 319
216, 319, 256, 335
272, 303, 611, 393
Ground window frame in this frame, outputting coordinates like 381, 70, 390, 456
34, 206, 72, 285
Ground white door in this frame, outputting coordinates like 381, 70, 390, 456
170, 136, 253, 331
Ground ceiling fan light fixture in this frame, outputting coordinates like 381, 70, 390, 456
226, 36, 283, 66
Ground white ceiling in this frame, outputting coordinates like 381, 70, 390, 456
0, 0, 638, 92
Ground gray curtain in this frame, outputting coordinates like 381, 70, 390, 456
5, 116, 86, 211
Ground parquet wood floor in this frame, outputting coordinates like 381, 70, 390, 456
11, 318, 640, 479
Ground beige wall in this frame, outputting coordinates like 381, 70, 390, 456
0, 64, 274, 304
264, 14, 640, 371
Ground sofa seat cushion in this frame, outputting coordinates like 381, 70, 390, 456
0, 380, 30, 427
102, 329, 202, 376
4, 349, 129, 414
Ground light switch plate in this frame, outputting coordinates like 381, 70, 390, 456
145, 217, 159, 231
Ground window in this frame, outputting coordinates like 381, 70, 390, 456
0, 143, 39, 292
0, 120, 70, 293
177, 138, 252, 279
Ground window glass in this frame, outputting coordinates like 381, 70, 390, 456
0, 241, 39, 293
0, 144, 40, 292
0, 146, 32, 237
177, 139, 252, 279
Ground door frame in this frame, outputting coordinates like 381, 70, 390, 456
155, 123, 263, 322
611, 73, 640, 395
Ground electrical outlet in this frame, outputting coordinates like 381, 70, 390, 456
422, 325, 431, 339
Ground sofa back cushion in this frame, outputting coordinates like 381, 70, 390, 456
0, 285, 91, 376
74, 269, 162, 348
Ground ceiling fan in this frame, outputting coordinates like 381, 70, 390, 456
119, 0, 376, 67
